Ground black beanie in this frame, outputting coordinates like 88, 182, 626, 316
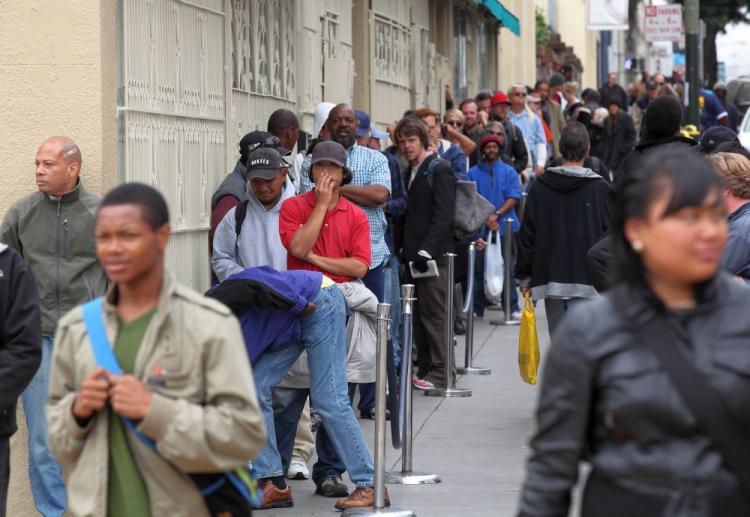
643, 96, 683, 137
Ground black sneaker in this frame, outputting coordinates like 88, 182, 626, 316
315, 476, 349, 498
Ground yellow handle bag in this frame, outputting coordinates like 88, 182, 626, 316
518, 292, 541, 384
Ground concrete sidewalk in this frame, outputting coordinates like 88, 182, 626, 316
265, 307, 551, 517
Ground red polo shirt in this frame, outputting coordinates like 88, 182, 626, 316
279, 191, 371, 283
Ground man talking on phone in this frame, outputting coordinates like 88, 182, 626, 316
395, 116, 457, 390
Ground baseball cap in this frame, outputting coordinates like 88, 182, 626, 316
696, 126, 740, 154
245, 147, 290, 180
354, 110, 389, 140
239, 130, 290, 157
491, 92, 510, 106
311, 141, 348, 167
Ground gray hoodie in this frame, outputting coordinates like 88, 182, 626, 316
211, 178, 295, 281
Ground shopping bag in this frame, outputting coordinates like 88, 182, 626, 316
484, 230, 504, 303
518, 292, 540, 385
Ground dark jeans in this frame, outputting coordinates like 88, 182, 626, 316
0, 436, 8, 517
355, 262, 386, 413
407, 265, 448, 387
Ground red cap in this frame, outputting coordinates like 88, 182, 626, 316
479, 134, 504, 151
491, 92, 510, 106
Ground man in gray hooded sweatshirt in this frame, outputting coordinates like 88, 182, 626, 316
212, 147, 296, 281
515, 122, 612, 338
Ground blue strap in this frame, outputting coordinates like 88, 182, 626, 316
81, 298, 156, 451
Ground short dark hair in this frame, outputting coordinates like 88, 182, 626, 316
267, 109, 299, 137
534, 80, 548, 89
458, 99, 477, 111
394, 116, 429, 150
613, 149, 723, 286
475, 90, 492, 102
559, 122, 590, 162
99, 183, 169, 230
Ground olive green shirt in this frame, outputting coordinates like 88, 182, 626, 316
108, 309, 155, 517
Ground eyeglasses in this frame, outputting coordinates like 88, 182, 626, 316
446, 120, 464, 128
512, 92, 526, 97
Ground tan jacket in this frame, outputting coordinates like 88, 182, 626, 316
47, 275, 267, 517
548, 101, 566, 158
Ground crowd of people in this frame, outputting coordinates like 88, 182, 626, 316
1, 64, 750, 516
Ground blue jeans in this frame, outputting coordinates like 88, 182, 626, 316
356, 262, 386, 413
383, 255, 402, 369
544, 297, 585, 340
251, 286, 374, 486
22, 337, 66, 517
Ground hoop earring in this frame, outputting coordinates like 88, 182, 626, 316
631, 240, 644, 253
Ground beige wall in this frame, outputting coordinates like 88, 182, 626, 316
0, 0, 117, 216
553, 0, 599, 88
498, 0, 536, 89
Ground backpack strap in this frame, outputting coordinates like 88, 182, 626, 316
81, 298, 157, 451
424, 156, 453, 190
233, 200, 250, 266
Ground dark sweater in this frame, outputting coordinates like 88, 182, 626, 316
0, 244, 42, 437
515, 166, 613, 299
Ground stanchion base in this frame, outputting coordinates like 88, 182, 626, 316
490, 319, 521, 326
385, 471, 441, 485
424, 387, 472, 397
456, 366, 491, 375
342, 507, 417, 516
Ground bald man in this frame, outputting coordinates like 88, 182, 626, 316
0, 136, 107, 517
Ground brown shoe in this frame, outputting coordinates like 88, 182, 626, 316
334, 486, 390, 510
260, 479, 294, 509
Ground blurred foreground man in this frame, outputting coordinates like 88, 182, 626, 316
0, 244, 42, 516
1, 136, 108, 517
47, 184, 265, 516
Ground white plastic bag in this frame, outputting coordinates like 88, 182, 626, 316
484, 230, 504, 303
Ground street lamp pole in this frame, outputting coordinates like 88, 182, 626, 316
685, 0, 700, 126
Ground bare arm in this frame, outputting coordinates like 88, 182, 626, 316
340, 184, 389, 207
444, 124, 477, 155
305, 253, 369, 279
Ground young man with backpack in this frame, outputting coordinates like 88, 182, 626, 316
47, 183, 266, 516
211, 146, 296, 281
395, 116, 457, 390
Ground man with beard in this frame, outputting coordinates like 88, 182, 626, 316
486, 92, 529, 173
459, 99, 484, 143
299, 104, 390, 418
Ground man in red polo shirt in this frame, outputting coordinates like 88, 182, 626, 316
280, 141, 371, 281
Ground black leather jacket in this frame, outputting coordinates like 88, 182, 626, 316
519, 274, 750, 516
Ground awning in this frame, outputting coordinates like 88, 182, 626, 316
477, 0, 520, 37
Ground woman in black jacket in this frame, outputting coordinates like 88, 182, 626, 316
519, 149, 750, 516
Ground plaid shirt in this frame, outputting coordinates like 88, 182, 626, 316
301, 144, 392, 268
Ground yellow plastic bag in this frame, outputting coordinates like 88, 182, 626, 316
518, 292, 541, 384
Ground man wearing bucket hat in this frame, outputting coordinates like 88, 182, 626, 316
211, 146, 296, 282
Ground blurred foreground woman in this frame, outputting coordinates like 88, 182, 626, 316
519, 149, 750, 517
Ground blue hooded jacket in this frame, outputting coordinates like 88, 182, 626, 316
205, 266, 322, 363
468, 159, 521, 236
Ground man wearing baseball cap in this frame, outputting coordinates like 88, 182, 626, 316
211, 146, 296, 282
209, 130, 290, 252
482, 91, 528, 174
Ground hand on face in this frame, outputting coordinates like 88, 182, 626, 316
314, 171, 336, 206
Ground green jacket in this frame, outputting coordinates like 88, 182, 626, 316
0, 181, 107, 336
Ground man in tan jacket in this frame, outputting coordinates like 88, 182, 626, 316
47, 183, 266, 516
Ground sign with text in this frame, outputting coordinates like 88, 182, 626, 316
644, 4, 683, 42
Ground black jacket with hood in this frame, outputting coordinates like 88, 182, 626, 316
516, 165, 612, 300
0, 243, 42, 437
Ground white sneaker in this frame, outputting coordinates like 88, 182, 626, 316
511, 310, 523, 320
287, 459, 310, 480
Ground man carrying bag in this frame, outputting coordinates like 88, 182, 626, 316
47, 184, 266, 517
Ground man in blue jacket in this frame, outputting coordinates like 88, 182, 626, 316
468, 135, 522, 319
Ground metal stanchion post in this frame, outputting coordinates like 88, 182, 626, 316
425, 253, 472, 397
492, 218, 520, 327
456, 242, 491, 375
343, 304, 416, 517
386, 286, 440, 486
